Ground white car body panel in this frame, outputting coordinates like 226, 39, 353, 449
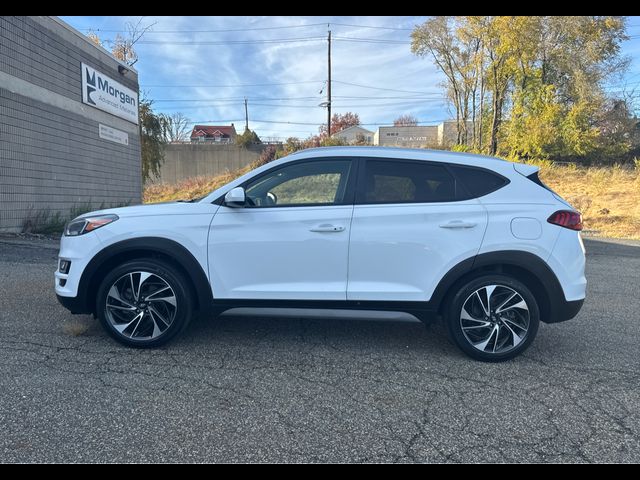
347, 200, 488, 301
547, 228, 587, 301
56, 202, 217, 297
208, 205, 352, 299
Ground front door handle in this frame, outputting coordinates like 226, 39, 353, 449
310, 224, 345, 233
439, 221, 477, 229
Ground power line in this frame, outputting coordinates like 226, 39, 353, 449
79, 21, 415, 34
153, 95, 443, 102
134, 36, 410, 46
330, 22, 414, 32
153, 96, 324, 102
333, 79, 438, 95
141, 80, 323, 88
157, 100, 446, 110
140, 80, 438, 95
184, 119, 448, 126
137, 36, 326, 45
332, 94, 443, 99
80, 23, 327, 34
250, 100, 445, 108
153, 95, 445, 107
333, 36, 410, 45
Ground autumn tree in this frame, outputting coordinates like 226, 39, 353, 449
411, 17, 480, 145
499, 16, 627, 159
319, 112, 361, 137
412, 16, 629, 160
252, 145, 277, 168
110, 18, 156, 66
394, 114, 419, 126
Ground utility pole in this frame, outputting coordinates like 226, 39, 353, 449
244, 97, 249, 132
327, 27, 332, 137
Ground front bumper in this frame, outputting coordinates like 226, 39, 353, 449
56, 294, 92, 315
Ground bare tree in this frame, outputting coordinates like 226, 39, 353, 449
161, 113, 192, 143
84, 19, 155, 67
110, 18, 156, 66
394, 114, 419, 126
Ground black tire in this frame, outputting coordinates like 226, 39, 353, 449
96, 258, 194, 348
444, 274, 540, 362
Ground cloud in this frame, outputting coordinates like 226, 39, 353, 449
62, 15, 449, 139
61, 15, 640, 139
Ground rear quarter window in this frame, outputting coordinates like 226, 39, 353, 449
448, 165, 509, 199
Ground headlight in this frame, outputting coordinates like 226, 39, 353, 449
64, 214, 119, 236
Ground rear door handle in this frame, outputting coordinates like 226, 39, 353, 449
439, 221, 477, 229
310, 224, 345, 233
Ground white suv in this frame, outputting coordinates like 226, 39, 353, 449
55, 147, 586, 361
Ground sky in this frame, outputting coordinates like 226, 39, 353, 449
60, 16, 640, 141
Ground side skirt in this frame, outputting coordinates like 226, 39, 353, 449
210, 299, 438, 323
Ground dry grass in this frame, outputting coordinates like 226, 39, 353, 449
143, 167, 251, 204
62, 319, 90, 337
144, 162, 640, 240
538, 163, 640, 240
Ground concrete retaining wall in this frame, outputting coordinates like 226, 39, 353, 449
152, 144, 264, 184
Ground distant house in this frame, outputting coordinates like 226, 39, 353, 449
190, 124, 237, 144
331, 125, 374, 145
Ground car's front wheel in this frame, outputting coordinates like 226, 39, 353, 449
96, 259, 193, 348
445, 274, 540, 362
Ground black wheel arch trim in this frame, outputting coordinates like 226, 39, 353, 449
71, 237, 213, 316
430, 250, 579, 323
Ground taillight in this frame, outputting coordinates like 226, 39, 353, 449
547, 210, 583, 231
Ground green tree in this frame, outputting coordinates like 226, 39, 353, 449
501, 16, 627, 159
411, 16, 629, 160
139, 99, 165, 181
236, 128, 262, 147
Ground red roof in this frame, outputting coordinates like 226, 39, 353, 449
190, 125, 237, 139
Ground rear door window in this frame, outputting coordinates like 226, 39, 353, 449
358, 159, 457, 204
448, 165, 509, 199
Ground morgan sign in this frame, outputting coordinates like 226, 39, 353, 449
81, 63, 138, 124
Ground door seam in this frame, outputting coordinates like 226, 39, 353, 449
344, 204, 356, 301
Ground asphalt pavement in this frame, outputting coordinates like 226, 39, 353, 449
0, 234, 638, 463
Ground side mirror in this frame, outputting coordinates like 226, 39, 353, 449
224, 187, 246, 207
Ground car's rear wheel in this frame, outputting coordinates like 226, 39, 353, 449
96, 259, 193, 348
445, 274, 539, 362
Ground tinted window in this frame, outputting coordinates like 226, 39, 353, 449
526, 171, 557, 195
359, 160, 457, 204
245, 160, 351, 207
449, 165, 508, 198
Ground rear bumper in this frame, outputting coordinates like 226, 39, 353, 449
56, 294, 91, 315
546, 298, 584, 324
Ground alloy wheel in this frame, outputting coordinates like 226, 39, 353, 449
460, 284, 530, 355
105, 271, 177, 340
